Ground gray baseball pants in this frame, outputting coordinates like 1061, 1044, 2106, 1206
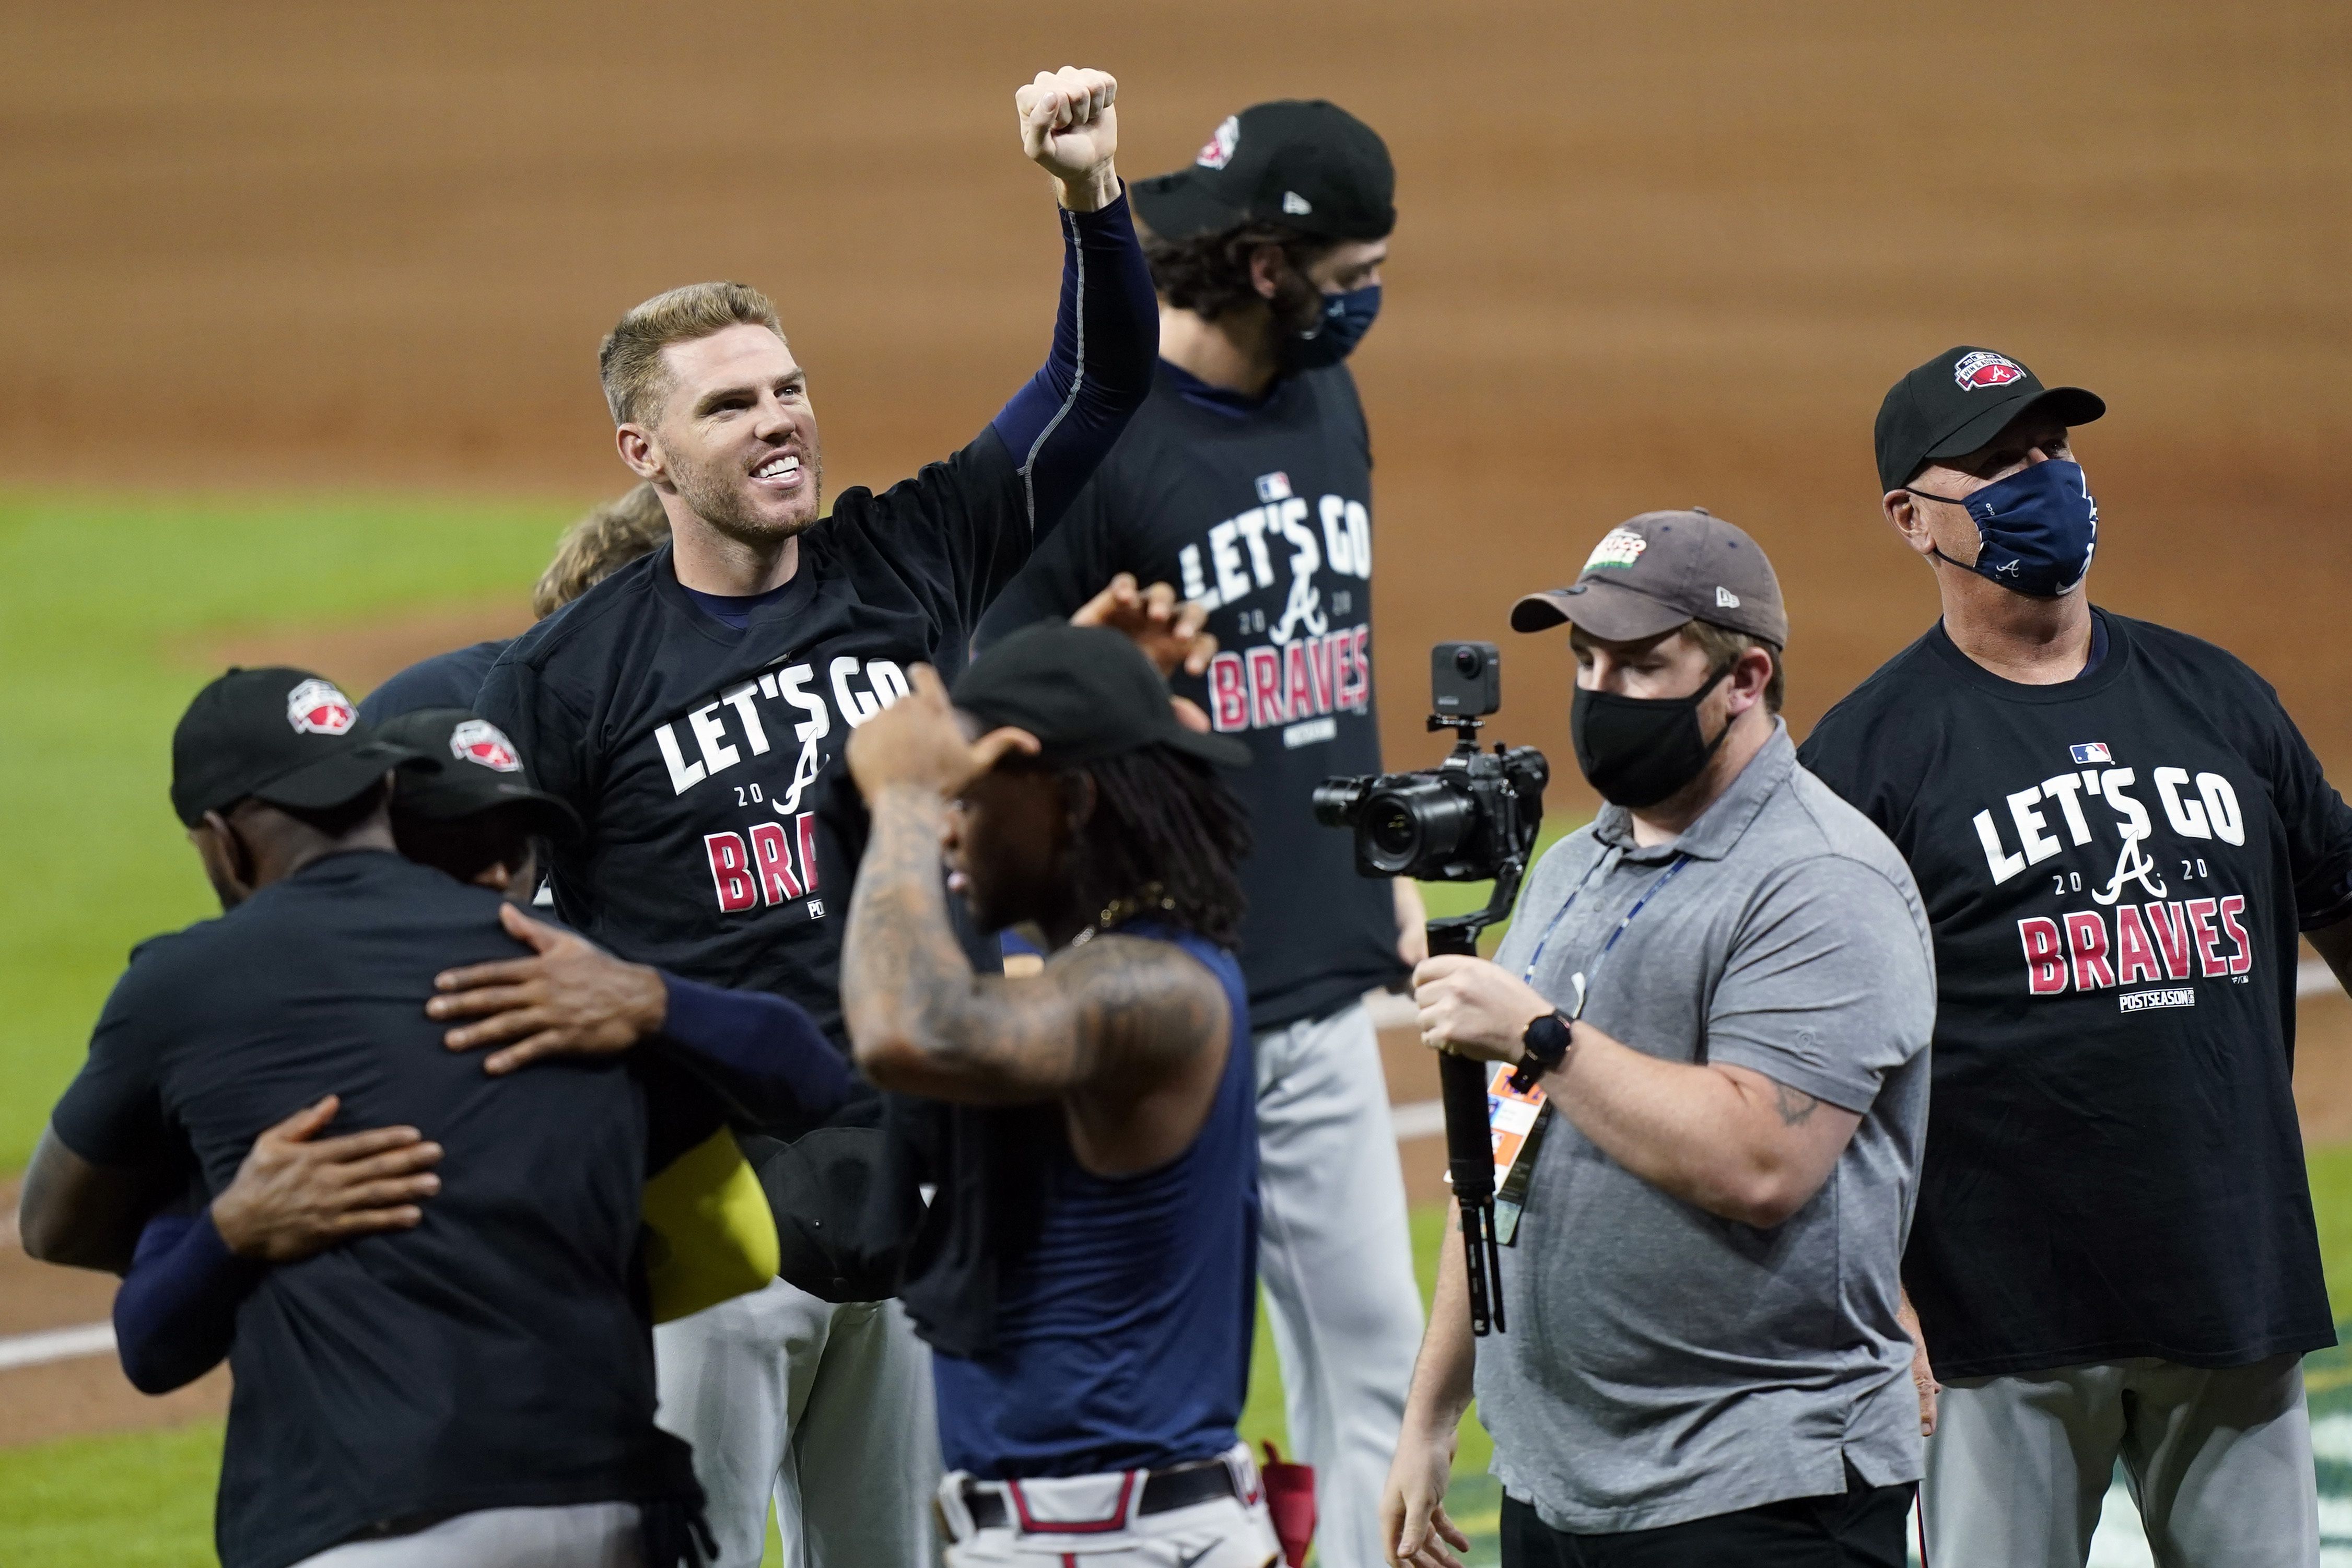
654, 1278, 941, 1568
1921, 1352, 2317, 1566
1254, 1000, 1427, 1568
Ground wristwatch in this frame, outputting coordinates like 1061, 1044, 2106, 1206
1509, 1010, 1574, 1093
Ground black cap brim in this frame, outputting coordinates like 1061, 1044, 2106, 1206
1130, 170, 1246, 243
395, 777, 584, 842
246, 741, 434, 816
1511, 578, 1690, 642
1919, 385, 2107, 476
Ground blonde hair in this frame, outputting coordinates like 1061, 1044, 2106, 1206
598, 281, 784, 427
532, 482, 672, 619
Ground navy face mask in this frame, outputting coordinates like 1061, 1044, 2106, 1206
1282, 284, 1382, 371
1909, 459, 2099, 598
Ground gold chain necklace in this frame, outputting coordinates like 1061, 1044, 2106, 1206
1067, 882, 1175, 947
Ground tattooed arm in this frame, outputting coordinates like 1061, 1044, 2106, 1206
1413, 953, 1864, 1228
844, 787, 1230, 1169
838, 665, 1231, 1169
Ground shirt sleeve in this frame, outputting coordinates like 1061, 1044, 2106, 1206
111, 1208, 265, 1395
2242, 677, 2352, 930
851, 196, 1155, 642
652, 974, 853, 1128
970, 482, 1126, 652
986, 193, 1159, 542
50, 955, 175, 1166
1703, 856, 1937, 1115
473, 651, 587, 808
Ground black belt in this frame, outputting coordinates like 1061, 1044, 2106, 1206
963, 1457, 1238, 1531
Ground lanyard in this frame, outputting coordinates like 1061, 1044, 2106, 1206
1520, 851, 1692, 1007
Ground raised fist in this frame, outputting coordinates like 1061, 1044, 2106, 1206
1016, 66, 1120, 212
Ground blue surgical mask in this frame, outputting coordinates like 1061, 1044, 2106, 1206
1910, 459, 2098, 598
1283, 284, 1381, 371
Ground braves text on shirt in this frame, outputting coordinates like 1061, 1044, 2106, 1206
1966, 760, 2259, 1001
976, 362, 1405, 1029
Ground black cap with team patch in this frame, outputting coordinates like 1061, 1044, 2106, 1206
375, 708, 583, 842
1875, 346, 2105, 492
953, 623, 1251, 770
171, 666, 434, 827
1131, 100, 1395, 243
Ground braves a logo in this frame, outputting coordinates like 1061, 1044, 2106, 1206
448, 718, 523, 773
1196, 115, 1239, 170
285, 678, 356, 736
1953, 350, 2026, 391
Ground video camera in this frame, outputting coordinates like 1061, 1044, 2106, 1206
1313, 642, 1549, 882
1316, 642, 1550, 1337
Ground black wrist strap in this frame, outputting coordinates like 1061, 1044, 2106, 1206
1509, 1010, 1573, 1093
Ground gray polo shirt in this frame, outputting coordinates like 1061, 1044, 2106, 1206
1478, 722, 1935, 1534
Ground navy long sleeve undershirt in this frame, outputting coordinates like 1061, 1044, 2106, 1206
112, 975, 849, 1395
113, 1210, 261, 1395
988, 191, 1159, 536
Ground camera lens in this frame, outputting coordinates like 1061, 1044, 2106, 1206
1454, 646, 1485, 678
1361, 778, 1476, 875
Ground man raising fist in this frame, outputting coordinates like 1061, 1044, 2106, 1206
476, 65, 1159, 1568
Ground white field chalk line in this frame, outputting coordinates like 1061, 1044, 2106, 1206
2, 965, 2341, 1372
0, 1320, 114, 1372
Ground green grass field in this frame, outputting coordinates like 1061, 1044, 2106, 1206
15, 1154, 2352, 1567
3, 488, 2349, 1564
0, 490, 572, 1169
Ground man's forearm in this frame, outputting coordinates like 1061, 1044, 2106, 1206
1401, 1199, 1479, 1440
2310, 914, 2352, 996
989, 193, 1157, 534
1542, 1028, 1855, 1228
18, 1125, 162, 1273
841, 790, 972, 1066
112, 1210, 264, 1395
656, 975, 852, 1126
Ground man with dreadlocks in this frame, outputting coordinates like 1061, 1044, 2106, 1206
840, 622, 1279, 1568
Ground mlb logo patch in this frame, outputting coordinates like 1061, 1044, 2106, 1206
285, 677, 356, 736
1953, 350, 2026, 391
449, 718, 523, 773
1255, 472, 1293, 502
2070, 742, 2112, 764
1196, 115, 1239, 170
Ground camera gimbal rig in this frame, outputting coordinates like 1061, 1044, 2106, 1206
1423, 710, 1529, 1338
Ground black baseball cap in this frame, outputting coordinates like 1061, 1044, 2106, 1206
1511, 509, 1788, 647
1131, 100, 1395, 243
170, 667, 434, 827
953, 623, 1251, 769
1875, 346, 2105, 493
375, 708, 583, 842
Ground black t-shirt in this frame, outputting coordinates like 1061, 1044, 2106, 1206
1799, 610, 2352, 1378
475, 429, 1035, 1065
976, 362, 1402, 1029
356, 638, 512, 724
50, 851, 671, 1568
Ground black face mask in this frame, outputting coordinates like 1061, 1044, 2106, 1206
1570, 670, 1732, 809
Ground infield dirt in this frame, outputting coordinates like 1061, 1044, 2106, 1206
3, 0, 2348, 1447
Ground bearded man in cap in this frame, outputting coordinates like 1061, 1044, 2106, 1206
976, 99, 1422, 1565
1799, 347, 2352, 1566
1384, 513, 1937, 1568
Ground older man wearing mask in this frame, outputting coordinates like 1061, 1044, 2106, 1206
1801, 346, 2352, 1566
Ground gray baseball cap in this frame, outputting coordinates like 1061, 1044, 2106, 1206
1510, 509, 1787, 648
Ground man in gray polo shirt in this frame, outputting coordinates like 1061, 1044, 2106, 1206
1379, 511, 1937, 1568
